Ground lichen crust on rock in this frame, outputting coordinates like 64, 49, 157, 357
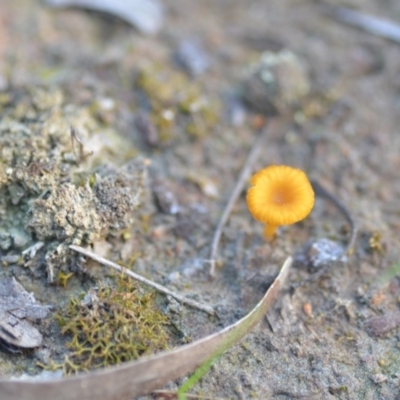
0, 86, 147, 282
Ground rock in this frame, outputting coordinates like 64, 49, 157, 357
242, 50, 310, 115
365, 313, 400, 337
135, 111, 159, 147
175, 38, 210, 77
294, 238, 346, 273
152, 178, 181, 215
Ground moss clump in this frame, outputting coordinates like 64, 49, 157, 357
53, 275, 170, 374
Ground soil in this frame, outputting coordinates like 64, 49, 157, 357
1, 0, 400, 399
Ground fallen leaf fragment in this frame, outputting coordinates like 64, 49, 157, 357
0, 258, 292, 400
46, 0, 164, 34
0, 278, 51, 348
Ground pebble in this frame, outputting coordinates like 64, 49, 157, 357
152, 179, 180, 215
167, 271, 180, 283
135, 111, 159, 147
175, 38, 210, 77
225, 96, 246, 127
242, 49, 310, 115
181, 258, 204, 278
294, 238, 346, 272
365, 312, 400, 337
370, 373, 387, 385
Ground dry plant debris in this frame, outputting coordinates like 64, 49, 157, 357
0, 278, 51, 348
0, 258, 292, 400
0, 86, 147, 282
70, 245, 216, 316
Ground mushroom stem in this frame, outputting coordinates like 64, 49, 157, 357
264, 224, 278, 240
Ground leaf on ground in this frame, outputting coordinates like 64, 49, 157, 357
46, 0, 164, 34
0, 257, 292, 400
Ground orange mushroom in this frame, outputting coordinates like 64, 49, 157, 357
246, 165, 315, 239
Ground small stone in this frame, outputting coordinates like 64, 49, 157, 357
175, 38, 210, 77
294, 238, 346, 273
135, 111, 159, 147
35, 348, 51, 364
242, 49, 310, 115
370, 373, 387, 384
167, 271, 180, 283
181, 258, 204, 278
225, 96, 246, 127
365, 313, 400, 337
152, 179, 180, 215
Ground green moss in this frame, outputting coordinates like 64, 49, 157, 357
48, 275, 170, 374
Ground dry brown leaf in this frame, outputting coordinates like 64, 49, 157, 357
46, 0, 164, 35
0, 257, 292, 400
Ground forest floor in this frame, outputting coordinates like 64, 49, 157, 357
0, 0, 400, 399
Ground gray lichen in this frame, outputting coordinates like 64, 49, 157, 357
0, 86, 147, 282
28, 183, 102, 244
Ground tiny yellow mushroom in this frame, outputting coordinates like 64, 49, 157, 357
246, 165, 315, 239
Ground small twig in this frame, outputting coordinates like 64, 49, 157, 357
306, 325, 321, 343
323, 5, 400, 43
70, 126, 82, 161
69, 245, 216, 316
21, 241, 44, 258
209, 118, 286, 278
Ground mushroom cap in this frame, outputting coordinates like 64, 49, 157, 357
246, 165, 314, 226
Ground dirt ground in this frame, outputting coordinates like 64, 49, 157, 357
1, 0, 400, 399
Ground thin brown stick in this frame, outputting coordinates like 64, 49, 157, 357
209, 118, 285, 278
70, 245, 216, 316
